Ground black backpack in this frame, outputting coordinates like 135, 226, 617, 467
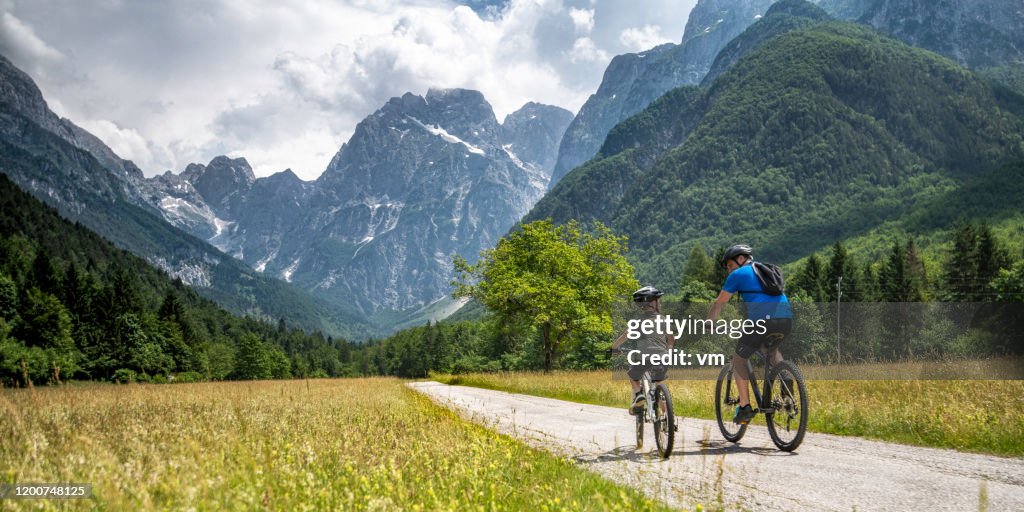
750, 261, 785, 296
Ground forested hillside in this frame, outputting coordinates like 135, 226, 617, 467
0, 175, 368, 385
0, 55, 373, 339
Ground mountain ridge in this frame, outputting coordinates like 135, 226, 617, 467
527, 16, 1024, 288
0, 54, 374, 338
145, 88, 572, 313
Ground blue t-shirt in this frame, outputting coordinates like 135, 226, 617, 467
722, 263, 792, 320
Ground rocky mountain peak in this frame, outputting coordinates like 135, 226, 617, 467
185, 155, 255, 212
855, 0, 1024, 69
549, 0, 773, 189
681, 0, 776, 44
263, 168, 303, 186
500, 102, 574, 175
0, 54, 57, 132
0, 54, 145, 184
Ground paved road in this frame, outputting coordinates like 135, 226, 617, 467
409, 381, 1024, 511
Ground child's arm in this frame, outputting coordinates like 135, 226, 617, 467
611, 329, 629, 350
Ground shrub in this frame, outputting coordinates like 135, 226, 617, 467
112, 368, 136, 384
174, 371, 204, 383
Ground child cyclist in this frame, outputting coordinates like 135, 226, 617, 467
612, 286, 675, 414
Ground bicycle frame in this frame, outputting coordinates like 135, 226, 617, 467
745, 338, 786, 414
746, 353, 774, 414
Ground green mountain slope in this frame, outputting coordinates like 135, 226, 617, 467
527, 20, 1024, 288
0, 111, 372, 339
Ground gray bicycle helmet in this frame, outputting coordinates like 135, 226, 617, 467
633, 285, 665, 302
721, 244, 753, 267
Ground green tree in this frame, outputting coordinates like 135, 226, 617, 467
158, 290, 185, 322
30, 252, 60, 296
267, 344, 291, 379
880, 239, 913, 302
15, 289, 74, 351
793, 253, 827, 301
0, 273, 17, 320
114, 313, 171, 376
207, 340, 236, 380
826, 241, 863, 301
453, 220, 637, 372
234, 333, 271, 380
711, 246, 730, 285
12, 289, 78, 381
991, 261, 1024, 302
682, 243, 715, 285
945, 219, 979, 301
905, 239, 927, 300
976, 222, 1009, 300
679, 243, 717, 301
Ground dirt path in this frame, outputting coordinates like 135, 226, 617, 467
408, 381, 1024, 511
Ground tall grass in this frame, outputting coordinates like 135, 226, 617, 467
437, 367, 1024, 457
0, 378, 675, 510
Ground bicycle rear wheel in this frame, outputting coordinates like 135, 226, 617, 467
653, 383, 675, 459
715, 363, 747, 443
765, 360, 808, 451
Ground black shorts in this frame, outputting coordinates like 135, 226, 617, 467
735, 317, 792, 359
627, 364, 667, 382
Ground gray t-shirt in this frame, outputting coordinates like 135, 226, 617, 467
633, 309, 669, 355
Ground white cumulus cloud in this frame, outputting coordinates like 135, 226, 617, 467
619, 24, 674, 52
567, 37, 609, 63
0, 0, 697, 180
0, 12, 63, 63
568, 7, 595, 33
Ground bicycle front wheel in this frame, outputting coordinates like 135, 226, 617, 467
765, 360, 808, 452
653, 383, 675, 459
715, 364, 747, 443
636, 407, 644, 449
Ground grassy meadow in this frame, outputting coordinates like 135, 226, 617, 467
0, 378, 675, 511
437, 364, 1024, 457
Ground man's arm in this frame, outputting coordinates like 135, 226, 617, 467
707, 290, 733, 321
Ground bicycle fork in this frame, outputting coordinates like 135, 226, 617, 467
641, 378, 656, 420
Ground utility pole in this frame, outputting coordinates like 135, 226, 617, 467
836, 276, 843, 364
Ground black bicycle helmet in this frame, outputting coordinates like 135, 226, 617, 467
721, 244, 753, 266
633, 285, 665, 302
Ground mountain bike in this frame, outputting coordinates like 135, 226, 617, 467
714, 334, 808, 451
634, 367, 676, 459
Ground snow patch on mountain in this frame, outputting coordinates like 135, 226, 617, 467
407, 116, 486, 155
282, 258, 301, 283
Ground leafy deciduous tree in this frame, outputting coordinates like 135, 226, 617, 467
453, 220, 637, 372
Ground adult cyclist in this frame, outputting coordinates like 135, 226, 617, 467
707, 244, 792, 425
612, 286, 675, 414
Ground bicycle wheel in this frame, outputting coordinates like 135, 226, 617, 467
635, 407, 644, 449
653, 383, 675, 459
715, 363, 747, 443
765, 360, 808, 452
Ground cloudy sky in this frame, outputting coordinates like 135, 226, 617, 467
1, 0, 697, 180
